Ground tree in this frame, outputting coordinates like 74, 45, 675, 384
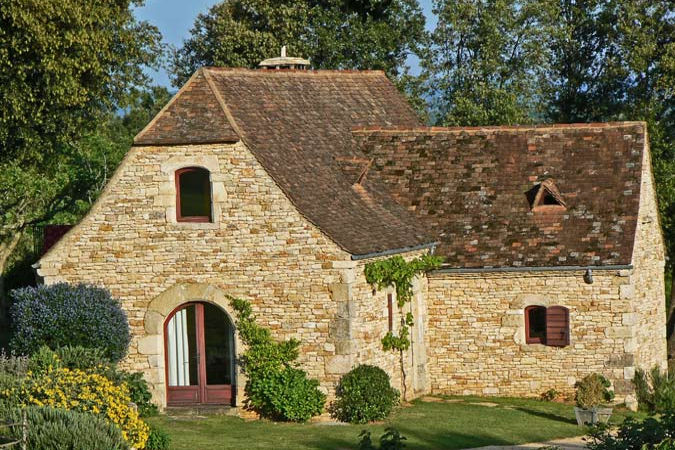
424, 0, 553, 126
0, 0, 164, 302
170, 0, 427, 86
540, 0, 627, 123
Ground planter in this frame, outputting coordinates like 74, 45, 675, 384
574, 406, 613, 426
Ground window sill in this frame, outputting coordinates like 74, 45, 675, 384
520, 343, 567, 353
170, 221, 219, 230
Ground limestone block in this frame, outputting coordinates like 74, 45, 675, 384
624, 366, 635, 380
326, 355, 352, 375
144, 311, 165, 334
620, 284, 635, 299
212, 182, 227, 202
138, 335, 161, 356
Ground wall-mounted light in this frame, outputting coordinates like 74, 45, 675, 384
584, 268, 593, 284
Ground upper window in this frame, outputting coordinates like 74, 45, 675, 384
176, 167, 212, 222
525, 305, 570, 347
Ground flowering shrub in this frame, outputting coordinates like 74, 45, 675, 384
0, 366, 149, 448
28, 346, 159, 418
10, 283, 131, 361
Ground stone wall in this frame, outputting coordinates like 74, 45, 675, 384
37, 142, 352, 407
426, 269, 639, 404
349, 254, 430, 400
630, 141, 667, 374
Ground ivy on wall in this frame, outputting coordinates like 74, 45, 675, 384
364, 254, 443, 352
364, 254, 442, 399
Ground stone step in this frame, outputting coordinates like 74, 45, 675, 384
165, 405, 238, 416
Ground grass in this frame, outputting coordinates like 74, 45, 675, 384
147, 396, 642, 450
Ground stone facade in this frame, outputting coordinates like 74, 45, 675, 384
37, 142, 355, 406
424, 144, 667, 407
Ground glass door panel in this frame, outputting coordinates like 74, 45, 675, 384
166, 305, 198, 387
203, 303, 233, 385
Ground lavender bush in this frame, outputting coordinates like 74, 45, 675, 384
9, 283, 130, 362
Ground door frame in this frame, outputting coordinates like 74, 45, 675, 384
163, 301, 235, 406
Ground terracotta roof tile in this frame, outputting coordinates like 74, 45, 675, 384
134, 70, 239, 145
354, 123, 646, 268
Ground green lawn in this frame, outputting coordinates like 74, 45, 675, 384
147, 396, 640, 450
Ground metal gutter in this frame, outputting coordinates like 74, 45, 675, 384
431, 264, 633, 274
351, 242, 440, 261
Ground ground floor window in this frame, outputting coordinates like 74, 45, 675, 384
524, 305, 570, 347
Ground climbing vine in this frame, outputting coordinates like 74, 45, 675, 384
364, 254, 442, 399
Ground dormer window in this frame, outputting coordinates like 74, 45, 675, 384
176, 167, 212, 222
527, 178, 566, 211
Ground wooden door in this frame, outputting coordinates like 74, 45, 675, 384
165, 303, 234, 406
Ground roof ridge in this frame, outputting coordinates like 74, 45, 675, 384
202, 68, 245, 139
204, 67, 387, 76
352, 122, 647, 134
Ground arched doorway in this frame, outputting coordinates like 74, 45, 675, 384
164, 302, 235, 405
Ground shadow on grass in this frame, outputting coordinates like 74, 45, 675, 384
513, 406, 577, 425
308, 428, 515, 450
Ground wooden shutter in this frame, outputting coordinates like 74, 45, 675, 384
546, 306, 570, 347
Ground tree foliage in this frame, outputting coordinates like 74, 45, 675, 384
425, 0, 553, 125
170, 0, 427, 86
0, 0, 165, 288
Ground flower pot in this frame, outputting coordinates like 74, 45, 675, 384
574, 406, 613, 426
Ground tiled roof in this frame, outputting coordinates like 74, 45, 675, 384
135, 68, 434, 256
135, 70, 239, 145
353, 123, 646, 268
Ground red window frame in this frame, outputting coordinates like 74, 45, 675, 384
525, 305, 547, 344
524, 305, 571, 347
175, 167, 212, 223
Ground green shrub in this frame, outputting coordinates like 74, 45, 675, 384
540, 389, 560, 402
146, 424, 171, 450
0, 406, 129, 450
10, 283, 131, 361
587, 411, 675, 450
575, 374, 614, 409
358, 427, 407, 450
633, 367, 675, 413
330, 365, 399, 424
229, 296, 325, 422
55, 345, 110, 370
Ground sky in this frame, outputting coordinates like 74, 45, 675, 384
134, 0, 437, 88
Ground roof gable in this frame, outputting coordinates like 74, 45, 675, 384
135, 68, 434, 257
354, 123, 646, 268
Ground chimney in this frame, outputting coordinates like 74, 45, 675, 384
259, 46, 310, 70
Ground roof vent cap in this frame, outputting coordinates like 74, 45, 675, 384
259, 46, 310, 70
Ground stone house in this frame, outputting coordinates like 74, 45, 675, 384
34, 61, 667, 410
